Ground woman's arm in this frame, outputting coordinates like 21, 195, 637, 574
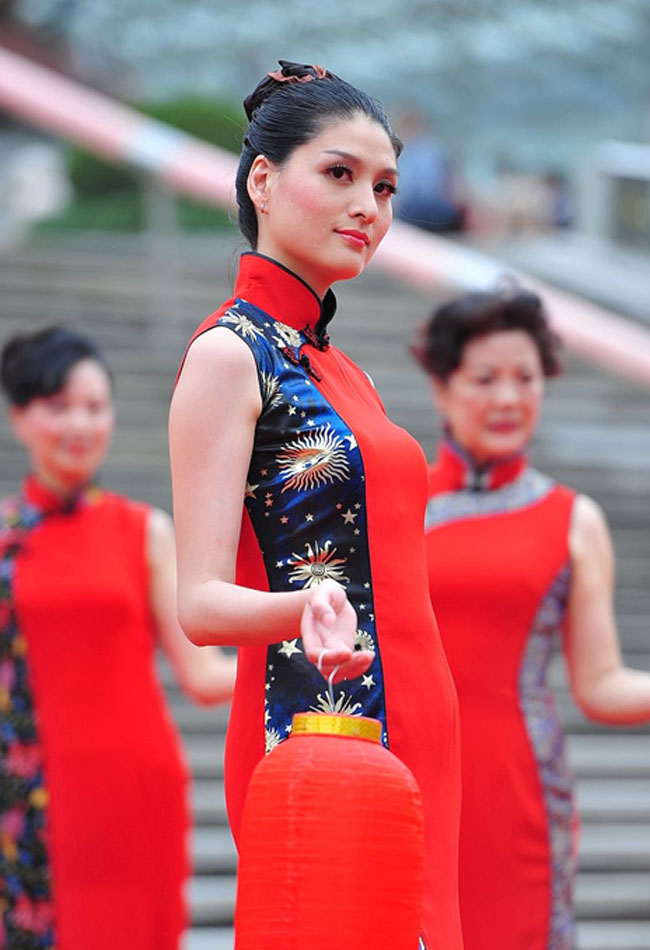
565, 494, 650, 724
168, 327, 372, 682
148, 506, 237, 705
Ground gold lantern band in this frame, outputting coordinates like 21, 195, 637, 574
291, 712, 382, 743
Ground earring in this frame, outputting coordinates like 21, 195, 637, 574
259, 200, 267, 214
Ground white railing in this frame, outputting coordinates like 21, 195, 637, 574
1, 45, 650, 388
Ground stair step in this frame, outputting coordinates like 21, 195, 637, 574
186, 929, 234, 950
567, 736, 650, 778
189, 876, 237, 925
580, 825, 650, 870
192, 827, 237, 874
577, 920, 650, 949
575, 874, 650, 919
577, 779, 650, 822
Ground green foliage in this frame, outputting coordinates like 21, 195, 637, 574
37, 191, 145, 232
66, 95, 244, 199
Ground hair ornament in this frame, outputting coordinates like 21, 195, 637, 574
267, 62, 328, 83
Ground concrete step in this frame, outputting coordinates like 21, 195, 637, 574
580, 824, 650, 871
189, 876, 236, 926
577, 920, 650, 949
577, 779, 650, 823
575, 873, 650, 920
187, 737, 227, 780
567, 736, 650, 779
186, 929, 234, 950
192, 827, 237, 874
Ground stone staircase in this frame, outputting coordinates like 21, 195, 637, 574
0, 233, 648, 950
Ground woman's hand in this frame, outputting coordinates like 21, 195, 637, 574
300, 579, 374, 683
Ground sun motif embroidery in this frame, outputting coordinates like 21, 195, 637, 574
310, 690, 362, 716
355, 629, 375, 652
272, 322, 303, 349
221, 307, 264, 341
277, 425, 350, 493
287, 540, 349, 588
265, 727, 283, 754
260, 371, 282, 410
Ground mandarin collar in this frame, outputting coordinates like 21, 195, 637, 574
235, 252, 336, 347
432, 433, 528, 493
22, 473, 99, 515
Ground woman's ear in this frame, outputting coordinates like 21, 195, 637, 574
247, 154, 278, 214
8, 405, 29, 449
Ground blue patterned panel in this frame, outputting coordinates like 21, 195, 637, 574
216, 301, 388, 753
518, 564, 577, 950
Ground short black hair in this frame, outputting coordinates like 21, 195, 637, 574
237, 59, 402, 248
1, 326, 112, 407
411, 286, 562, 381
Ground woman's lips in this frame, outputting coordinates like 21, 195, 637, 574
488, 421, 521, 434
335, 229, 370, 248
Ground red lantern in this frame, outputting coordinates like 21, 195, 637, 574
234, 712, 424, 949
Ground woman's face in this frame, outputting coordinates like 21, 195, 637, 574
433, 330, 545, 463
251, 113, 398, 296
11, 358, 114, 491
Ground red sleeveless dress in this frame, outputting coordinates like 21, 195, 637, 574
425, 438, 578, 950
180, 253, 463, 950
0, 477, 189, 948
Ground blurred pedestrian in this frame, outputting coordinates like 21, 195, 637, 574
412, 287, 650, 949
0, 326, 236, 948
170, 60, 463, 950
394, 110, 466, 233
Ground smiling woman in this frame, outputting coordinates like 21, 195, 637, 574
0, 326, 235, 949
414, 287, 650, 949
169, 60, 463, 948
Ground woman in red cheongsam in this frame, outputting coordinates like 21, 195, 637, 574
170, 61, 463, 949
0, 326, 235, 949
412, 287, 650, 949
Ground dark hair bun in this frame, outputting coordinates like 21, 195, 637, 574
243, 60, 334, 121
1, 326, 111, 407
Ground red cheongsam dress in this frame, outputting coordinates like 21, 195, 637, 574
425, 437, 578, 950
179, 252, 463, 950
0, 477, 189, 949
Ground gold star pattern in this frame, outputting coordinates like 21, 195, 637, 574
278, 639, 302, 659
341, 508, 357, 524
246, 482, 259, 499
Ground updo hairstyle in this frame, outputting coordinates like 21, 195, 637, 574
411, 286, 562, 382
236, 59, 402, 248
1, 326, 112, 407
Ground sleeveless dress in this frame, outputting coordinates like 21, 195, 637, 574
180, 252, 463, 950
425, 437, 579, 949
0, 477, 189, 949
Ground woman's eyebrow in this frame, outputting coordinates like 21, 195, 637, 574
322, 149, 398, 177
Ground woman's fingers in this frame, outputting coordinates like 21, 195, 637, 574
331, 649, 375, 683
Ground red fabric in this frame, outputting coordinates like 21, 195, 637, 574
425, 457, 575, 949
181, 256, 463, 949
13, 484, 189, 948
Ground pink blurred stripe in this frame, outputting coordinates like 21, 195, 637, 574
0, 46, 649, 387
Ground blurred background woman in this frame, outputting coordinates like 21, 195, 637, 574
0, 326, 235, 949
412, 287, 650, 949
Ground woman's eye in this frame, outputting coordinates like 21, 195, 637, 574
328, 164, 352, 181
375, 181, 397, 197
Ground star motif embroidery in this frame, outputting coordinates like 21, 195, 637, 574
305, 513, 314, 522
287, 406, 297, 416
341, 508, 357, 524
362, 674, 375, 690
278, 639, 302, 659
246, 482, 259, 499
280, 516, 289, 524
